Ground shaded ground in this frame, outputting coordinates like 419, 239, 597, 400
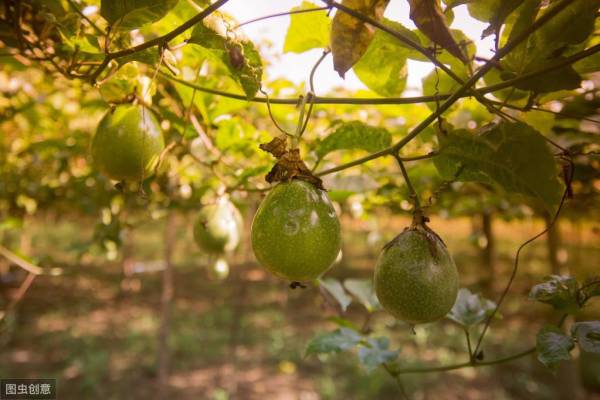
0, 212, 599, 399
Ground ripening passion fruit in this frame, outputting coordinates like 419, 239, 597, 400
251, 179, 341, 282
91, 104, 164, 181
193, 197, 243, 254
374, 224, 459, 324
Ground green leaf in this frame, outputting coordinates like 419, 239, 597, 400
344, 278, 381, 312
447, 288, 497, 327
574, 50, 600, 75
189, 20, 263, 99
521, 109, 555, 136
305, 328, 362, 356
422, 67, 463, 110
536, 325, 574, 371
572, 321, 600, 354
529, 275, 580, 312
353, 19, 415, 96
319, 278, 353, 312
283, 1, 331, 53
316, 121, 391, 159
358, 337, 399, 372
98, 63, 140, 102
100, 0, 179, 30
331, 0, 390, 78
434, 121, 564, 214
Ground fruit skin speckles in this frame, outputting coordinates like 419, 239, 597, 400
91, 105, 164, 182
374, 226, 459, 325
251, 180, 341, 282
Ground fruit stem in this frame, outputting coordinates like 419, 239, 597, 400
292, 93, 311, 148
394, 154, 424, 227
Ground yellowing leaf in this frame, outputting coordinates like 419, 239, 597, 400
407, 0, 466, 63
331, 0, 390, 78
284, 1, 331, 53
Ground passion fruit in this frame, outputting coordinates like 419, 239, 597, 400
374, 225, 458, 324
193, 197, 243, 254
91, 104, 164, 181
251, 179, 341, 282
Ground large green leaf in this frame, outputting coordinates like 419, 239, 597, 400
529, 275, 580, 313
572, 321, 600, 354
283, 1, 331, 53
188, 20, 263, 99
434, 122, 564, 214
101, 0, 179, 30
353, 19, 416, 96
316, 121, 391, 159
305, 328, 362, 356
536, 325, 574, 371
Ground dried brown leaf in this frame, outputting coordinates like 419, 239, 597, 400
259, 135, 288, 158
259, 139, 324, 189
331, 0, 390, 78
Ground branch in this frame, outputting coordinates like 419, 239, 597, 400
157, 42, 598, 107
480, 43, 600, 95
0, 272, 37, 323
90, 0, 230, 83
398, 151, 437, 162
235, 6, 331, 28
66, 0, 104, 35
390, 347, 536, 375
488, 100, 600, 125
394, 154, 421, 210
0, 245, 44, 275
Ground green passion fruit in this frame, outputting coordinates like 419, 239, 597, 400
251, 180, 341, 282
91, 104, 164, 181
374, 225, 458, 324
193, 197, 243, 254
